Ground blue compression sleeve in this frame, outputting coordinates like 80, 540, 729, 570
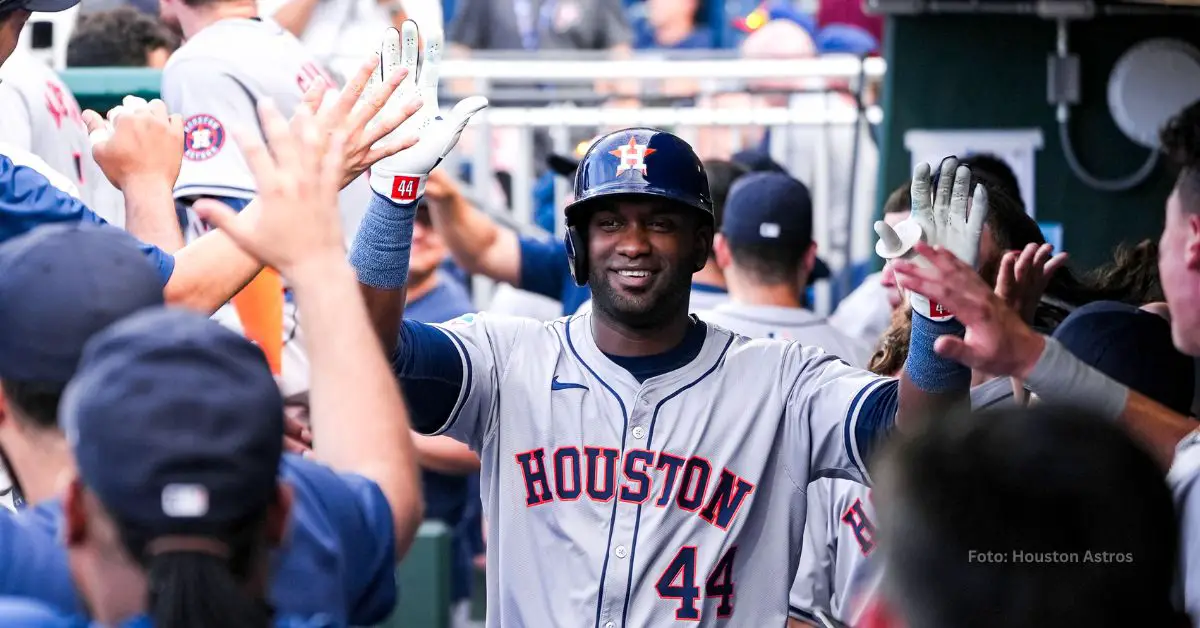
349, 192, 416, 289
904, 314, 971, 393
393, 320, 467, 433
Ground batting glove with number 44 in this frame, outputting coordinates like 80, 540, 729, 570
874, 157, 989, 322
366, 21, 488, 204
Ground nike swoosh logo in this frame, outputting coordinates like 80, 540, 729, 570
551, 376, 589, 392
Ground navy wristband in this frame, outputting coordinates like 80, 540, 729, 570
904, 314, 971, 393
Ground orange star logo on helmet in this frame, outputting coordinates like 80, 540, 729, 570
610, 137, 656, 176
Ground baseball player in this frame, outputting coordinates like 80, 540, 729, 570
0, 47, 124, 223
697, 171, 871, 368
158, 0, 410, 379
346, 38, 990, 619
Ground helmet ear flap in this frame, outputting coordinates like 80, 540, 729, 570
565, 225, 588, 287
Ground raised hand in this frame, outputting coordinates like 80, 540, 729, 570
191, 100, 346, 277
890, 243, 1046, 378
875, 158, 989, 321
83, 96, 184, 191
288, 54, 425, 190
994, 242, 1069, 324
368, 20, 489, 203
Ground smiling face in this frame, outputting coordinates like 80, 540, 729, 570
585, 197, 712, 329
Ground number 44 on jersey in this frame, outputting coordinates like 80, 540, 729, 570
656, 546, 737, 620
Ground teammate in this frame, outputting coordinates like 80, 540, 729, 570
0, 308, 347, 627
158, 0, 387, 378
347, 68, 990, 622
0, 48, 123, 223
697, 171, 870, 367
0, 82, 429, 624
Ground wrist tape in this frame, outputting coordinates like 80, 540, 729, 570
348, 192, 416, 289
904, 314, 971, 394
1025, 337, 1128, 420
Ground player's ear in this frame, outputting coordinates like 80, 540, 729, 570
712, 234, 732, 270
1186, 212, 1200, 272
802, 242, 818, 276
63, 477, 89, 547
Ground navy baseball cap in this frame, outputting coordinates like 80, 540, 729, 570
1053, 301, 1196, 416
730, 149, 788, 175
721, 171, 830, 279
62, 307, 284, 534
0, 0, 79, 13
0, 223, 164, 383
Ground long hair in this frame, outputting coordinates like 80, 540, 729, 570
868, 306, 912, 377
118, 512, 273, 628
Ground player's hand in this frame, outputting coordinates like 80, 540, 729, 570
368, 21, 489, 203
83, 96, 184, 191
422, 167, 459, 204
891, 242, 1046, 379
191, 99, 346, 277
875, 158, 989, 322
290, 54, 425, 190
994, 242, 1069, 324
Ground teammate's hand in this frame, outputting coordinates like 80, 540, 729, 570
994, 242, 1069, 324
83, 96, 184, 191
191, 99, 346, 277
291, 54, 426, 190
422, 167, 459, 204
891, 243, 1046, 378
875, 158, 989, 321
368, 21, 489, 203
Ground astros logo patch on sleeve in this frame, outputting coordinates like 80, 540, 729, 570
183, 114, 226, 161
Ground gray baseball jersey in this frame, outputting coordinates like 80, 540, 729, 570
789, 478, 880, 626
697, 303, 872, 369
0, 50, 123, 224
161, 17, 370, 243
1168, 431, 1200, 623
420, 311, 897, 626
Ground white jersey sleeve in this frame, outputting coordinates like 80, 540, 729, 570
783, 344, 895, 485
1169, 432, 1200, 623
427, 312, 540, 450
162, 58, 260, 201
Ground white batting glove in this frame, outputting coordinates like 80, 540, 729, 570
366, 21, 488, 204
875, 158, 989, 321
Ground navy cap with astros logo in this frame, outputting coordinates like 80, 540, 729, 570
62, 307, 284, 535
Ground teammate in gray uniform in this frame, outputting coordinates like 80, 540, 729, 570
159, 0, 378, 241
354, 115, 992, 623
697, 171, 870, 368
0, 49, 122, 222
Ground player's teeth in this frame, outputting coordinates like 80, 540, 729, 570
619, 270, 650, 277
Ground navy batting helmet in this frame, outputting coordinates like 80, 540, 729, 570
562, 128, 713, 286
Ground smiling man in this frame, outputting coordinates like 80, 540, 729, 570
353, 128, 984, 626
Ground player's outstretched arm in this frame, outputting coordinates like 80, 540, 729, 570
424, 168, 523, 285
195, 97, 423, 558
350, 22, 488, 353
877, 159, 986, 428
892, 243, 1195, 469
164, 53, 422, 315
83, 96, 186, 253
